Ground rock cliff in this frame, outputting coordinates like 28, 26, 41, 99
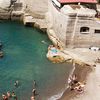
24, 0, 48, 19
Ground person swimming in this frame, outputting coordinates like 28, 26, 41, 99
7, 91, 11, 98
41, 40, 48, 45
12, 92, 17, 100
14, 80, 19, 87
2, 93, 8, 100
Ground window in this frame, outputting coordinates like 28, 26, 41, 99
80, 27, 89, 34
95, 30, 100, 34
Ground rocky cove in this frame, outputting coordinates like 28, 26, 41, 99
0, 0, 100, 100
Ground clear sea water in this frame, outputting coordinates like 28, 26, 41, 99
0, 21, 72, 100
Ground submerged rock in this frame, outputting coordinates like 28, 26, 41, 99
0, 51, 3, 58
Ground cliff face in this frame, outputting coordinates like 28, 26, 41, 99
0, 0, 48, 18
0, 0, 10, 8
24, 0, 48, 18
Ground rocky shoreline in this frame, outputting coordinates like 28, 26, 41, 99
59, 64, 93, 100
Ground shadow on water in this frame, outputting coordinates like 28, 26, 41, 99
0, 21, 73, 100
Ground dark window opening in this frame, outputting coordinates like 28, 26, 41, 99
80, 27, 89, 34
95, 30, 100, 33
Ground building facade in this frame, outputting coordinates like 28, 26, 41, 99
47, 0, 100, 48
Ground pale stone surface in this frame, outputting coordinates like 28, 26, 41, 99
64, 48, 100, 66
0, 0, 10, 8
24, 0, 48, 18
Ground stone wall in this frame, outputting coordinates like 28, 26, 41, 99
47, 0, 100, 48
73, 17, 100, 47
47, 0, 69, 47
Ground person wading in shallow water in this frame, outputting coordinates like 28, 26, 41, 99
7, 91, 11, 98
32, 88, 36, 96
12, 92, 17, 100
33, 80, 36, 87
2, 93, 8, 100
31, 80, 38, 100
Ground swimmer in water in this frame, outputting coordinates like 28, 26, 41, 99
7, 91, 11, 98
2, 93, 8, 100
12, 92, 17, 100
14, 80, 19, 87
41, 40, 48, 45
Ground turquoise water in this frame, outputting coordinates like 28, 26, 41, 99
0, 21, 72, 100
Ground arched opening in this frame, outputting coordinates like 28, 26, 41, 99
80, 27, 89, 34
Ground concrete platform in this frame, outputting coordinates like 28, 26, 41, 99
63, 48, 100, 66
23, 13, 35, 26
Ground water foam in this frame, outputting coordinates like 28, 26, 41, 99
48, 91, 64, 100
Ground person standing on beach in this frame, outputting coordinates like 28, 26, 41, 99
31, 96, 35, 100
72, 74, 78, 84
